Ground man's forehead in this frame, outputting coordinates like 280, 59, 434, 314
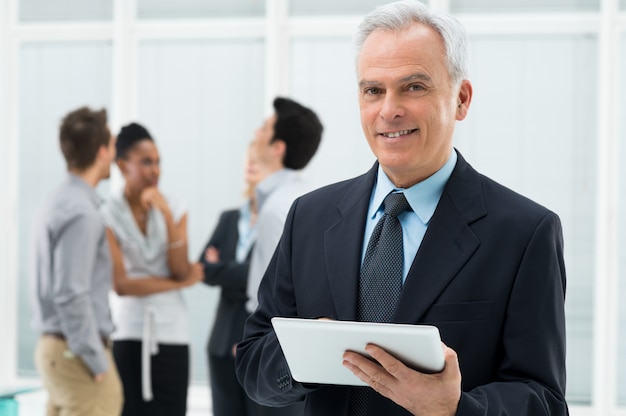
358, 24, 444, 61
357, 29, 447, 85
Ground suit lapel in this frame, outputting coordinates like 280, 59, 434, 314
324, 164, 378, 321
394, 152, 487, 324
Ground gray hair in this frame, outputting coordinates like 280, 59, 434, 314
354, 0, 468, 87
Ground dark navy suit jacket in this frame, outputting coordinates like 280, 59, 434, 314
199, 209, 250, 358
236, 152, 568, 415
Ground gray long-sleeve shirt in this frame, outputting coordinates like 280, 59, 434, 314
29, 173, 115, 375
245, 169, 313, 313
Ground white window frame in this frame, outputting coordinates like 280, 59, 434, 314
0, 0, 623, 413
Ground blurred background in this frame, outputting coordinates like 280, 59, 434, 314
0, 0, 624, 414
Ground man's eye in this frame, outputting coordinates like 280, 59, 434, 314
408, 84, 425, 92
365, 87, 381, 95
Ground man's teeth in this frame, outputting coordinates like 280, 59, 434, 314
383, 130, 412, 138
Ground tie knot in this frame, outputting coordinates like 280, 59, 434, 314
383, 192, 411, 217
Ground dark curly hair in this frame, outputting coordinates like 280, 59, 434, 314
115, 122, 154, 160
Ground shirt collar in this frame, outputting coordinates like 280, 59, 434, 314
369, 149, 457, 225
255, 168, 297, 210
66, 172, 102, 208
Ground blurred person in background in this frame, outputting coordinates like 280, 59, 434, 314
30, 106, 123, 416
244, 97, 323, 317
240, 96, 323, 416
101, 122, 203, 416
198, 143, 273, 416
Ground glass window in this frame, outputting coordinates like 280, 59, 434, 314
449, 0, 599, 13
453, 34, 597, 405
289, 0, 392, 16
136, 38, 265, 383
19, 0, 112, 21
18, 41, 113, 376
290, 37, 373, 189
137, 0, 265, 19
617, 33, 626, 407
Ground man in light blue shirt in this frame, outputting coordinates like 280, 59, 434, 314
243, 97, 323, 416
236, 1, 567, 415
30, 107, 123, 415
245, 97, 323, 315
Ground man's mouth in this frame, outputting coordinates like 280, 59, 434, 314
381, 129, 417, 138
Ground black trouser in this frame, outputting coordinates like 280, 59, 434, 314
209, 352, 305, 416
209, 352, 258, 416
113, 340, 189, 416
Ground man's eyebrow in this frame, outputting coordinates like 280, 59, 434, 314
358, 79, 381, 88
358, 73, 433, 88
399, 73, 432, 83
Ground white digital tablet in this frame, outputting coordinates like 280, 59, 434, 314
271, 317, 444, 386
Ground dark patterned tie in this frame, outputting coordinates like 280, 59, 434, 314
348, 191, 411, 415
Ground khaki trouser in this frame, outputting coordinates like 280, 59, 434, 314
35, 336, 123, 416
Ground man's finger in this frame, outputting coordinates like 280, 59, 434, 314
343, 350, 395, 396
364, 343, 407, 379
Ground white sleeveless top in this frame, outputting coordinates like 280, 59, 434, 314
101, 190, 189, 401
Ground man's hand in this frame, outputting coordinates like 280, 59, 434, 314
94, 372, 106, 383
204, 246, 220, 263
343, 343, 461, 416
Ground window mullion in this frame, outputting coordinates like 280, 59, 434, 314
0, 0, 20, 386
264, 0, 289, 109
592, 0, 621, 412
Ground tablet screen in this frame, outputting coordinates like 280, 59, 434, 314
271, 317, 444, 386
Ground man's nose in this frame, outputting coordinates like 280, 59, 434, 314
379, 92, 406, 121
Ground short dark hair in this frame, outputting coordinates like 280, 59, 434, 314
59, 107, 110, 170
115, 122, 154, 160
272, 97, 323, 170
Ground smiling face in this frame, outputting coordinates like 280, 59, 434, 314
117, 139, 160, 193
357, 23, 472, 188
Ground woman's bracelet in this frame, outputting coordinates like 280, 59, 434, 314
168, 239, 185, 250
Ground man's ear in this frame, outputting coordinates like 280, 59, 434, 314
455, 80, 473, 121
97, 144, 107, 156
95, 144, 109, 165
271, 139, 287, 160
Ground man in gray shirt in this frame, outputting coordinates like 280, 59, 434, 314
245, 97, 323, 315
242, 98, 322, 416
30, 107, 123, 415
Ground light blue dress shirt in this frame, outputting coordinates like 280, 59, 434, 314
361, 150, 458, 282
246, 169, 313, 312
236, 200, 257, 263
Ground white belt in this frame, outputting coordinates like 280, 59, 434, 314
142, 305, 159, 401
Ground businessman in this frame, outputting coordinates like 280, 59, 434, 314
245, 97, 323, 316
235, 1, 568, 415
30, 107, 123, 415
242, 97, 322, 416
